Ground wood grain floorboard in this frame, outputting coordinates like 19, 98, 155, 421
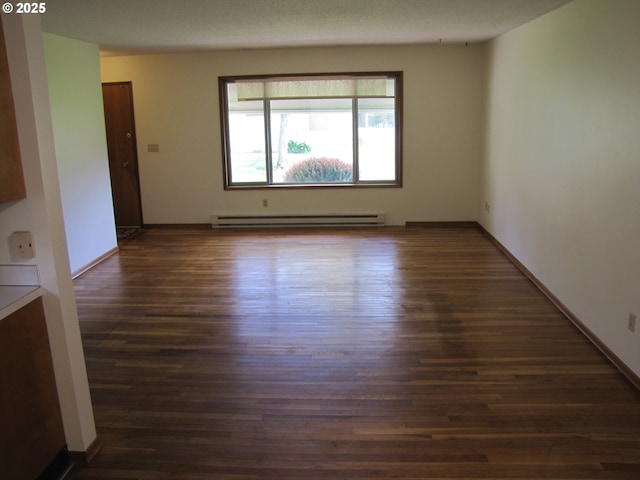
70, 227, 640, 479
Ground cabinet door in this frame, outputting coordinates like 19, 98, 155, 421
0, 19, 26, 203
0, 298, 66, 480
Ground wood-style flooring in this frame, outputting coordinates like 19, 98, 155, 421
70, 226, 640, 479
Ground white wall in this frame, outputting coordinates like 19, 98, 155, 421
100, 44, 485, 225
0, 15, 97, 452
481, 0, 640, 376
43, 33, 117, 274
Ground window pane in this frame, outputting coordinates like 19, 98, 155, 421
221, 73, 401, 188
357, 98, 396, 181
270, 98, 353, 184
227, 87, 267, 183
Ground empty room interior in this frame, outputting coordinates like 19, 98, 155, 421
1, 0, 639, 479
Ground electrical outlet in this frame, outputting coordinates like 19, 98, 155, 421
628, 313, 637, 333
9, 231, 35, 260
484, 202, 490, 213
262, 199, 268, 208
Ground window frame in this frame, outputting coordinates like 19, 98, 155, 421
218, 71, 403, 190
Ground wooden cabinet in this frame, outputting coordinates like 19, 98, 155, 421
0, 298, 68, 479
0, 19, 26, 203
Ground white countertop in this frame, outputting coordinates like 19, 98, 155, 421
0, 285, 43, 319
0, 265, 42, 319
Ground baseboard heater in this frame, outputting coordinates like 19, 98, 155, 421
211, 213, 385, 228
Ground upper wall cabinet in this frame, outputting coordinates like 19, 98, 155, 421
0, 20, 26, 204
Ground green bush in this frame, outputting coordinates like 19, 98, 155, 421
287, 140, 311, 154
283, 157, 353, 183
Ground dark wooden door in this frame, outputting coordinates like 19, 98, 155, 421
102, 82, 142, 227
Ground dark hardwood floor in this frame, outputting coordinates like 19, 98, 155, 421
70, 226, 640, 479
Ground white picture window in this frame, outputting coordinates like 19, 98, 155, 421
219, 72, 402, 188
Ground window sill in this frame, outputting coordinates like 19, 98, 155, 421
224, 182, 402, 190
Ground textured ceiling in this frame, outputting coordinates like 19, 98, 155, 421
41, 0, 571, 56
